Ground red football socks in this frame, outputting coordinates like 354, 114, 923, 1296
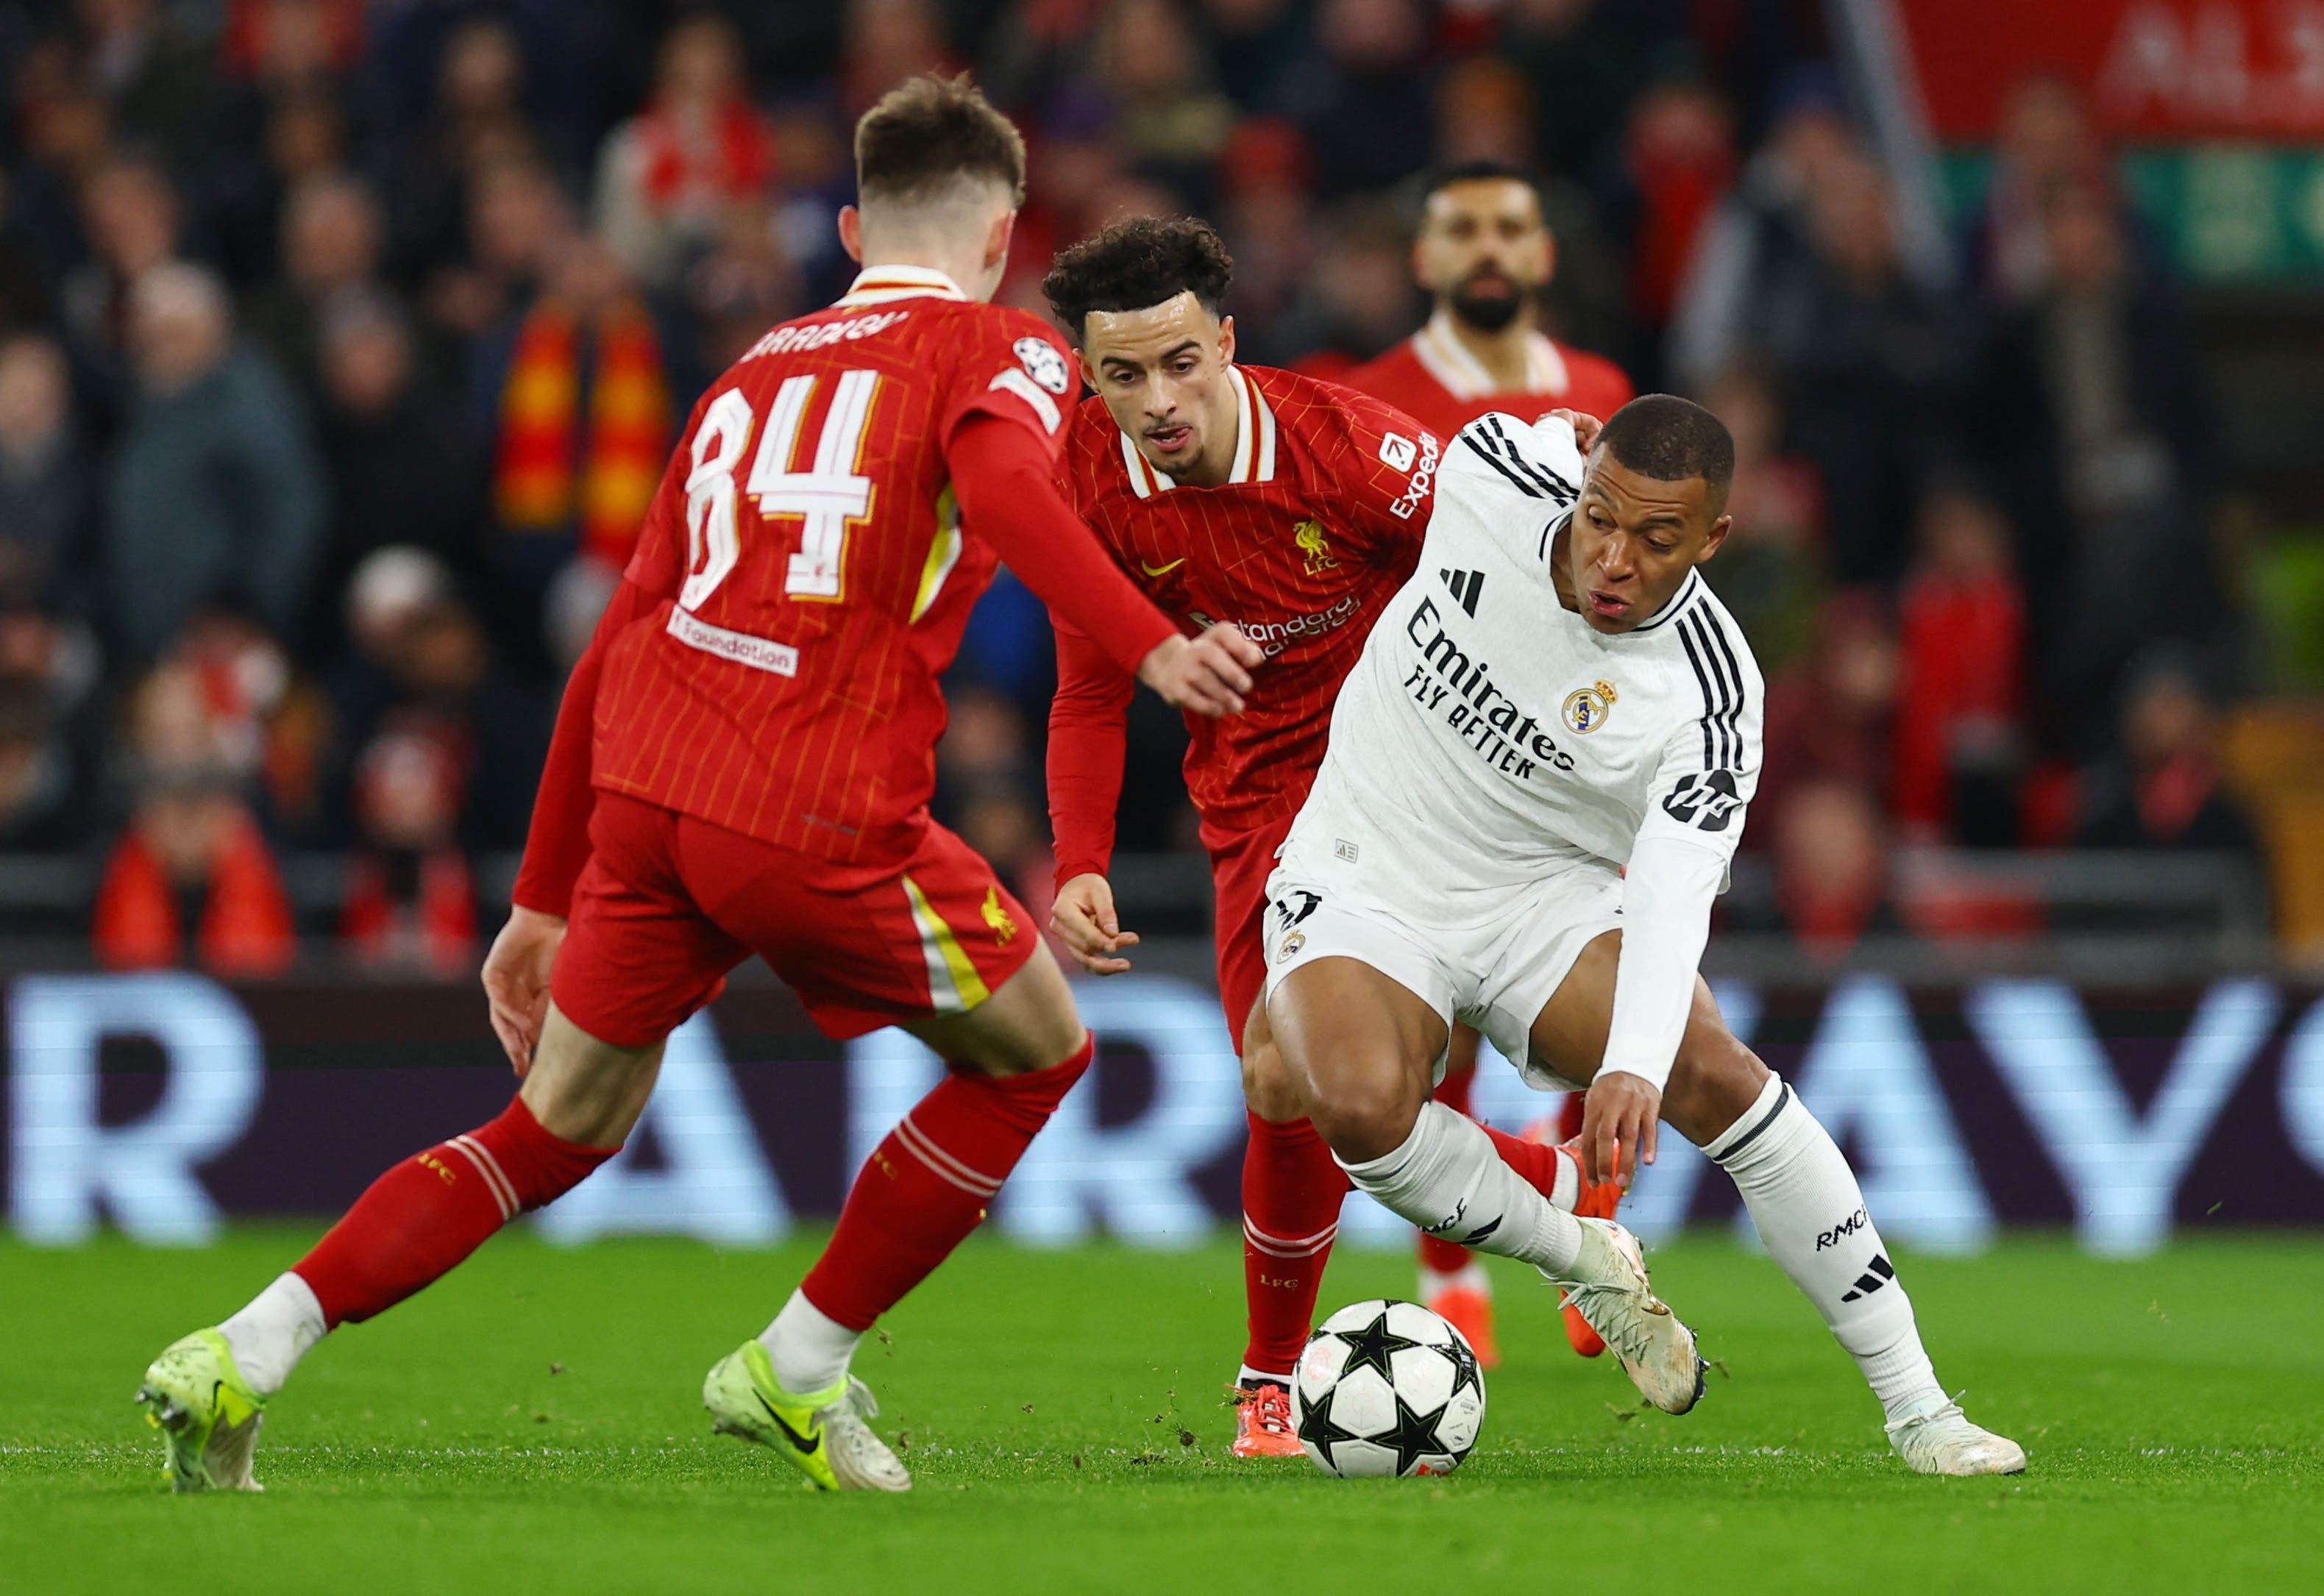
1240, 1111, 1350, 1378
293, 1095, 617, 1327
1418, 1067, 1481, 1275
800, 1033, 1095, 1331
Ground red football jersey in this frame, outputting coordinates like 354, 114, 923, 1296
590, 267, 1085, 863
1053, 364, 1438, 847
1344, 311, 1634, 441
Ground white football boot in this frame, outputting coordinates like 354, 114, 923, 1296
1886, 1397, 2027, 1475
1544, 1216, 1706, 1414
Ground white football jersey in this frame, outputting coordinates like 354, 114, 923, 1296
1284, 413, 1764, 912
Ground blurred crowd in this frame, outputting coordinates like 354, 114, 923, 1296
0, 0, 2269, 972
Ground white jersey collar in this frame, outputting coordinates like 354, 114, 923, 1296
834, 265, 968, 308
1413, 310, 1570, 400
1117, 364, 1278, 499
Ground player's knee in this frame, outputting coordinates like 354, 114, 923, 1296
1241, 1034, 1306, 1121
1665, 1026, 1772, 1147
1306, 1070, 1423, 1165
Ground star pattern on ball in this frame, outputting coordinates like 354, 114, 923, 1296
1442, 1330, 1482, 1404
1296, 1386, 1367, 1473
1374, 1390, 1452, 1477
1335, 1308, 1424, 1386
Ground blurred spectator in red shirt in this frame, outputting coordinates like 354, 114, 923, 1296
339, 718, 477, 972
1753, 588, 1898, 854
1772, 778, 1900, 961
94, 660, 296, 975
593, 13, 776, 292
1621, 77, 1735, 341
2075, 658, 2262, 858
1894, 488, 2027, 844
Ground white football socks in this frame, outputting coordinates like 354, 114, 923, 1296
760, 1289, 862, 1397
1705, 1074, 1945, 1424
218, 1272, 327, 1398
1340, 1102, 1585, 1276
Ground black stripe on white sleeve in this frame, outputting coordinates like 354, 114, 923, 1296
1677, 618, 1720, 769
1479, 415, 1580, 503
1457, 427, 1556, 499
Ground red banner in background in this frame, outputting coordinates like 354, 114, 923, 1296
1897, 0, 2324, 141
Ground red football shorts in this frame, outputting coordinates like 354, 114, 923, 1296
553, 792, 1040, 1047
1201, 810, 1297, 1056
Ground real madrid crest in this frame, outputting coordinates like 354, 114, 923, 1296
1562, 679, 1618, 734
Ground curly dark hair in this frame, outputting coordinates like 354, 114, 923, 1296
1041, 216, 1233, 338
855, 74, 1026, 206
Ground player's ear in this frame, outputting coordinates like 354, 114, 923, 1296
1218, 314, 1237, 366
1076, 346, 1100, 391
1699, 511, 1733, 563
837, 205, 864, 266
983, 207, 1015, 273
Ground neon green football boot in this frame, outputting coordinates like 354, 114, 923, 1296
134, 1329, 267, 1492
703, 1339, 910, 1492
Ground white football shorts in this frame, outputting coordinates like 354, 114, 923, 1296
1259, 841, 1622, 1092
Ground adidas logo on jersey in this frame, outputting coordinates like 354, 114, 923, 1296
1439, 568, 1485, 617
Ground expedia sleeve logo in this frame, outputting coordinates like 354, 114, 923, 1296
1661, 769, 1743, 832
1012, 336, 1073, 395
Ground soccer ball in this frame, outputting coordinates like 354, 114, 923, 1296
1291, 1300, 1486, 1478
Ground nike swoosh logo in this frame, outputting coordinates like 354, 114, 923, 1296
756, 1392, 820, 1455
1140, 557, 1187, 577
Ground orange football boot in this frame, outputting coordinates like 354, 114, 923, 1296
1231, 1380, 1305, 1458
1423, 1279, 1500, 1368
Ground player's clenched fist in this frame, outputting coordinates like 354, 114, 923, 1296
1050, 872, 1139, 975
1580, 1069, 1662, 1190
481, 904, 566, 1075
1137, 621, 1264, 717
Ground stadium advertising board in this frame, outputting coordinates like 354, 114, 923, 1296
1895, 0, 2324, 141
7, 970, 2323, 1255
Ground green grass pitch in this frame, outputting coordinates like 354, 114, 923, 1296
4, 1228, 2317, 1595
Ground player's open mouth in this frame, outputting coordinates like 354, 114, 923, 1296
1145, 424, 1194, 455
1588, 590, 1629, 619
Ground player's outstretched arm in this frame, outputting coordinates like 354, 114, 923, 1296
948, 411, 1262, 716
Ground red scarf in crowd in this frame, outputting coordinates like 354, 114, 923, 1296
93, 814, 297, 977
492, 295, 672, 566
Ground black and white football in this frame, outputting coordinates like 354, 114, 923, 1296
1292, 1299, 1487, 1478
